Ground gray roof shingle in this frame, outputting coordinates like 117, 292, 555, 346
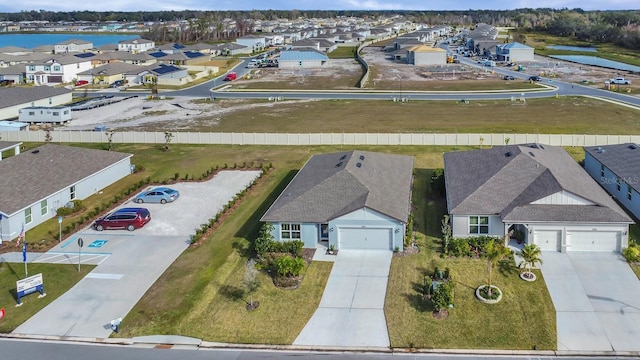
584, 143, 640, 194
444, 144, 632, 223
0, 144, 132, 216
261, 150, 414, 223
0, 87, 72, 109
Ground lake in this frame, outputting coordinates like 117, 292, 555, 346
550, 55, 640, 73
0, 33, 141, 49
546, 45, 597, 52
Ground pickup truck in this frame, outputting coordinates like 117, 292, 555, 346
609, 77, 631, 85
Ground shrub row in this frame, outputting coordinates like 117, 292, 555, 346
622, 239, 640, 263
447, 235, 503, 257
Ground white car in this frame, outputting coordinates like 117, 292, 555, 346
609, 77, 631, 85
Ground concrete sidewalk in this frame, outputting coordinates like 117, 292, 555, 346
294, 250, 392, 348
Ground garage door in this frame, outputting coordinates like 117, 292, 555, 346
534, 230, 561, 252
338, 227, 392, 250
47, 75, 63, 83
567, 231, 620, 252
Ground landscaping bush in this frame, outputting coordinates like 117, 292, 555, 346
274, 254, 305, 278
255, 223, 275, 256
622, 239, 640, 263
431, 280, 455, 311
269, 239, 304, 257
449, 237, 471, 257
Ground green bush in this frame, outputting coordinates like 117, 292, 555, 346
449, 237, 471, 257
255, 223, 275, 256
622, 242, 640, 263
431, 280, 455, 311
274, 254, 305, 277
269, 240, 304, 257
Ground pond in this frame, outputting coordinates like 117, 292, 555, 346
550, 55, 640, 73
546, 45, 597, 52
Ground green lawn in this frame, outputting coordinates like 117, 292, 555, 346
155, 97, 640, 134
328, 46, 358, 59
0, 263, 94, 332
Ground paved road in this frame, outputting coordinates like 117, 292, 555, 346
2, 338, 634, 359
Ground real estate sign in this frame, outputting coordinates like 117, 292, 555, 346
16, 273, 45, 305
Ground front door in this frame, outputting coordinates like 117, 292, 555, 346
320, 224, 329, 242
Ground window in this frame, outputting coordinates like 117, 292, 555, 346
629, 184, 633, 201
53, 112, 59, 116
41, 200, 48, 215
44, 66, 50, 71
28, 111, 35, 116
617, 177, 621, 192
70, 185, 76, 200
25, 208, 32, 224
28, 66, 35, 71
48, 98, 52, 105
281, 223, 301, 239
469, 216, 489, 234
600, 164, 605, 178
53, 66, 60, 71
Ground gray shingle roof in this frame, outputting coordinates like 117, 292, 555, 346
77, 62, 141, 76
0, 144, 132, 216
584, 143, 640, 194
0, 87, 72, 109
444, 144, 632, 223
261, 150, 414, 223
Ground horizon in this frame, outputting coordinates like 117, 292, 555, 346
0, 1, 638, 13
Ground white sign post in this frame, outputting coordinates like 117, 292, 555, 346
77, 237, 84, 272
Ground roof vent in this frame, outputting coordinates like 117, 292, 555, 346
31, 150, 40, 154
529, 151, 535, 157
539, 144, 544, 149
335, 161, 343, 168
340, 154, 347, 160
359, 155, 365, 160
530, 144, 538, 149
629, 144, 637, 150
505, 151, 512, 157
356, 162, 362, 167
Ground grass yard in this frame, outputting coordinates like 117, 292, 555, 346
0, 262, 94, 332
384, 168, 556, 350
328, 46, 358, 59
371, 78, 543, 91
191, 97, 640, 134
237, 67, 363, 90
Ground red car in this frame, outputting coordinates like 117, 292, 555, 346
94, 208, 151, 231
224, 72, 237, 81
75, 80, 89, 86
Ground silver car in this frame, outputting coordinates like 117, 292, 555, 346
134, 187, 180, 204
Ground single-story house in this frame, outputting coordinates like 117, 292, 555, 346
0, 144, 133, 244
54, 39, 93, 54
278, 49, 329, 69
406, 45, 447, 66
583, 143, 640, 222
444, 144, 633, 253
235, 34, 267, 52
0, 121, 28, 132
118, 38, 155, 53
0, 87, 72, 121
261, 150, 414, 251
0, 64, 25, 84
495, 42, 534, 62
18, 106, 72, 124
76, 62, 142, 85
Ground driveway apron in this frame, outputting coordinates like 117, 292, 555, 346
541, 252, 640, 352
294, 250, 392, 348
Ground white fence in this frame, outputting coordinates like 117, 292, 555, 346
2, 131, 639, 147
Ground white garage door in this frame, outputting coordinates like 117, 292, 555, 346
338, 227, 392, 250
567, 231, 620, 252
534, 230, 561, 252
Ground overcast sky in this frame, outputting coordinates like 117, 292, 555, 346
0, 0, 637, 12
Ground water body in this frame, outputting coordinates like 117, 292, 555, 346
546, 45, 597, 52
0, 33, 141, 49
550, 55, 640, 73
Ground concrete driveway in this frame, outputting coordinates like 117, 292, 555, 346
541, 252, 640, 352
12, 171, 261, 338
293, 250, 392, 348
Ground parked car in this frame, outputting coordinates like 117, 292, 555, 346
134, 187, 180, 204
75, 80, 89, 86
503, 75, 515, 80
109, 80, 124, 88
609, 77, 631, 85
94, 207, 151, 231
1, 79, 16, 86
528, 76, 541, 82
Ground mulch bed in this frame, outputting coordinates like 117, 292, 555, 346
432, 309, 449, 319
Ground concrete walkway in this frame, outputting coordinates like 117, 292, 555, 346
294, 250, 392, 348
541, 252, 640, 352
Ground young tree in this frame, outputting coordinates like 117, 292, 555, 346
441, 215, 452, 254
518, 244, 543, 280
254, 223, 275, 256
485, 240, 511, 297
106, 130, 115, 151
243, 259, 260, 310
162, 131, 173, 152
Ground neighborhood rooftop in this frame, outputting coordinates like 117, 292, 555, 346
584, 143, 640, 194
444, 144, 633, 223
0, 87, 72, 109
0, 144, 132, 216
261, 150, 414, 223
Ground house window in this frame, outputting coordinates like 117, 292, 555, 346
469, 216, 489, 234
53, 112, 59, 116
629, 184, 633, 201
53, 66, 60, 71
41, 200, 48, 215
281, 223, 301, 239
70, 185, 76, 200
28, 66, 35, 71
28, 111, 35, 116
48, 98, 52, 105
600, 164, 605, 178
44, 66, 50, 71
25, 208, 32, 224
617, 177, 621, 192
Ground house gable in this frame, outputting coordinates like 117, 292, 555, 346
531, 190, 595, 205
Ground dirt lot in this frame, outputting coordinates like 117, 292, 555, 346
59, 43, 639, 132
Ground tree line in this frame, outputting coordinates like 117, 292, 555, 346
1, 9, 639, 50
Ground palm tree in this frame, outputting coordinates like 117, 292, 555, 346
518, 244, 543, 280
485, 239, 511, 298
